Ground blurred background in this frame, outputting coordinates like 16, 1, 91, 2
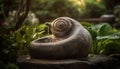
0, 0, 120, 24
0, 0, 120, 69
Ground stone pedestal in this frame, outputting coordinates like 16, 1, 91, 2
17, 55, 92, 69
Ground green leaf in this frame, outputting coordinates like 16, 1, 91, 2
98, 23, 112, 36
97, 35, 120, 40
91, 23, 112, 36
97, 32, 120, 40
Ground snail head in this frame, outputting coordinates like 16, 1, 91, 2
45, 22, 52, 27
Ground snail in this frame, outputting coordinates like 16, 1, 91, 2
29, 17, 92, 59
46, 17, 73, 42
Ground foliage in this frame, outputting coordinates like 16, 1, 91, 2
0, 24, 47, 57
31, 0, 106, 23
82, 22, 120, 55
0, 24, 47, 69
81, 0, 106, 18
0, 0, 32, 68
31, 0, 81, 23
11, 24, 47, 55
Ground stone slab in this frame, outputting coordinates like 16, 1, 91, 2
17, 55, 92, 69
17, 55, 120, 69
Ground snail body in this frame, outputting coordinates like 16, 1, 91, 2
29, 17, 92, 59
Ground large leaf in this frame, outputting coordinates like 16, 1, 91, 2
97, 32, 120, 40
91, 23, 112, 36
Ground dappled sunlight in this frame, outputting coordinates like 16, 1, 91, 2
68, 0, 85, 7
97, 0, 101, 3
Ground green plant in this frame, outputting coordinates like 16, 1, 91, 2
0, 24, 47, 69
83, 23, 120, 55
82, 0, 106, 18
31, 0, 81, 23
11, 24, 48, 55
0, 0, 31, 68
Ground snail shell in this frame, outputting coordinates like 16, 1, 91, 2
50, 17, 72, 37
29, 17, 92, 59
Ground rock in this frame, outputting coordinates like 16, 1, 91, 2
17, 55, 92, 69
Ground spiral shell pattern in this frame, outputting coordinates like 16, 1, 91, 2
51, 17, 72, 37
